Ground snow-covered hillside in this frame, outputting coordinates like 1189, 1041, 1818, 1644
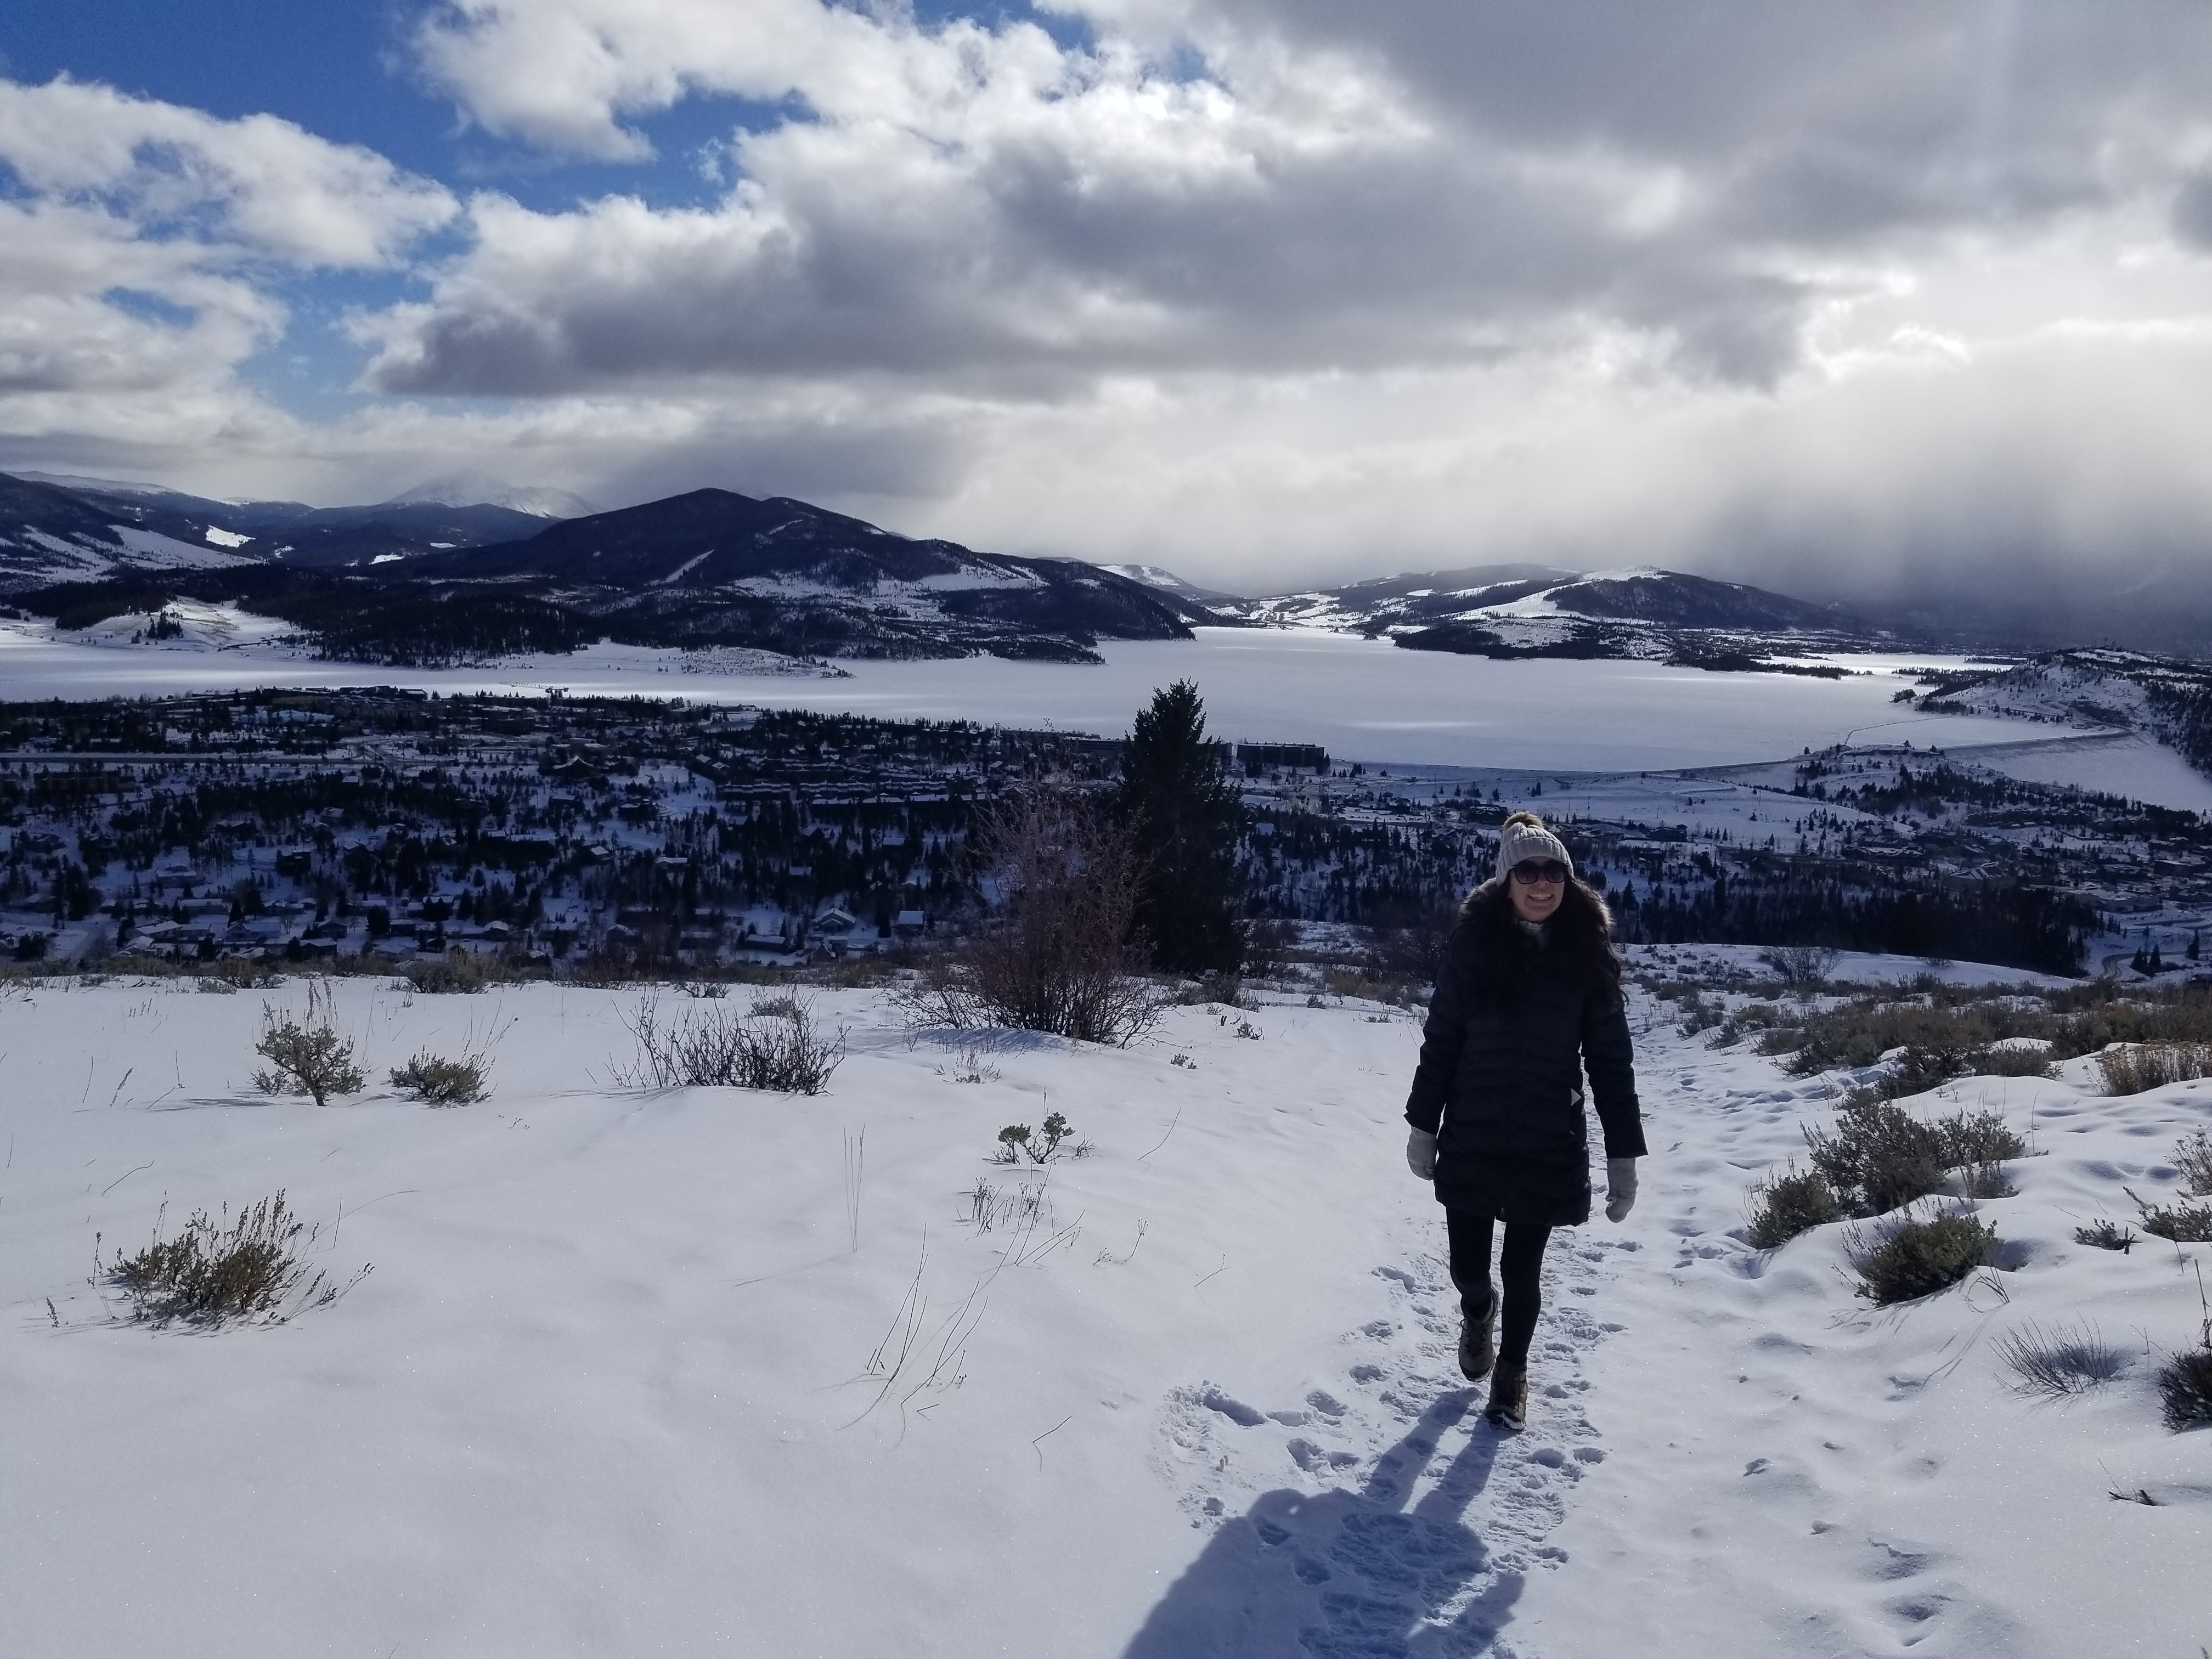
1231, 565, 1876, 667
4, 967, 2207, 1657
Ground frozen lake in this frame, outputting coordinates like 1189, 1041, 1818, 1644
0, 618, 2101, 773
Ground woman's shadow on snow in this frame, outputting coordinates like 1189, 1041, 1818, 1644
1123, 1390, 1521, 1659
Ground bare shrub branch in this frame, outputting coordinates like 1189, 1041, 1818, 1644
2174, 1127, 2212, 1197
893, 783, 1158, 1045
613, 994, 844, 1093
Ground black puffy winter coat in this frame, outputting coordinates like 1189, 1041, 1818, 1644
1404, 880, 1644, 1227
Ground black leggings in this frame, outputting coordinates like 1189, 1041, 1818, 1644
1445, 1209, 1552, 1368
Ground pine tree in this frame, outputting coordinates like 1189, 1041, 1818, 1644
1116, 681, 1244, 975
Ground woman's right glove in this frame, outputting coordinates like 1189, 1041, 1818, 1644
1406, 1127, 1438, 1180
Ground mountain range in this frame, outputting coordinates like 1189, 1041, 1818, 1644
1211, 563, 1866, 665
0, 467, 2136, 672
0, 472, 1220, 664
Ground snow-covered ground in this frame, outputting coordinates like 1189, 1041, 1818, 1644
0, 620, 2052, 772
1959, 731, 2212, 815
5, 969, 2208, 1657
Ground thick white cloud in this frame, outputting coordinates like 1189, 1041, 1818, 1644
0, 77, 456, 267
0, 78, 456, 473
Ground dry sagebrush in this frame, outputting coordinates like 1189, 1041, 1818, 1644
105, 1192, 359, 1327
615, 994, 844, 1093
252, 983, 365, 1107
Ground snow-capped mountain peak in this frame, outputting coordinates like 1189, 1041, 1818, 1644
1097, 563, 1249, 605
381, 473, 600, 520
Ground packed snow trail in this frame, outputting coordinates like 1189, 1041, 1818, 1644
1130, 1232, 1630, 1657
1127, 966, 2212, 1658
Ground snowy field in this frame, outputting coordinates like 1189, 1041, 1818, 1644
0, 618, 2049, 773
5, 972, 2209, 1658
1953, 731, 2212, 816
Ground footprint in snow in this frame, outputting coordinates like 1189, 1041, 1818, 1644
1137, 1233, 1630, 1654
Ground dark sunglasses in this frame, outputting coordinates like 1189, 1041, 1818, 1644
1510, 860, 1569, 885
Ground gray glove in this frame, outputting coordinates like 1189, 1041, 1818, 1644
1406, 1128, 1438, 1180
1605, 1156, 1638, 1222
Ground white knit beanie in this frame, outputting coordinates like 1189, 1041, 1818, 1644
1495, 811, 1572, 882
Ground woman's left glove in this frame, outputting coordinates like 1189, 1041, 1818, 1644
1604, 1157, 1639, 1222
1406, 1128, 1438, 1180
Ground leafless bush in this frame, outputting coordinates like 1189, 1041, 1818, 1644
389, 1049, 493, 1105
1363, 896, 1459, 985
397, 951, 517, 994
1166, 969, 1248, 1007
2097, 1042, 2212, 1095
1759, 944, 1838, 995
105, 1192, 357, 1327
1319, 966, 1423, 1008
252, 983, 365, 1107
892, 785, 1158, 1045
1885, 1043, 1980, 1097
2161, 1348, 2212, 1431
613, 994, 844, 1093
1243, 917, 1297, 980
1677, 990, 1724, 1037
2175, 1127, 2212, 1197
2130, 1187, 2212, 1243
2075, 1219, 2136, 1252
1996, 1319, 2129, 1398
2158, 1279, 2212, 1432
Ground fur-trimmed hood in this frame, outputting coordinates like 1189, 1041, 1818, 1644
1459, 873, 1616, 936
1455, 873, 1619, 1010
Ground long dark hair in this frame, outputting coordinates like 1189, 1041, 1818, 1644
1459, 868, 1623, 1007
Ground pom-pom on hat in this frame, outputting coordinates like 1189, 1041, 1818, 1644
1496, 810, 1573, 882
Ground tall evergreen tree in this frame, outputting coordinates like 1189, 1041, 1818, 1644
1117, 680, 1244, 974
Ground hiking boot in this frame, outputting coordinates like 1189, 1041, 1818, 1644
1457, 1291, 1497, 1381
1484, 1359, 1528, 1430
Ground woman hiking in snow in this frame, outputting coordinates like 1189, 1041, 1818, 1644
1403, 810, 1645, 1430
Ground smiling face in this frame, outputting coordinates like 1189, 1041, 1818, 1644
1508, 860, 1566, 923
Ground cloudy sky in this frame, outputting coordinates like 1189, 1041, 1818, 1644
5, 1, 2212, 603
